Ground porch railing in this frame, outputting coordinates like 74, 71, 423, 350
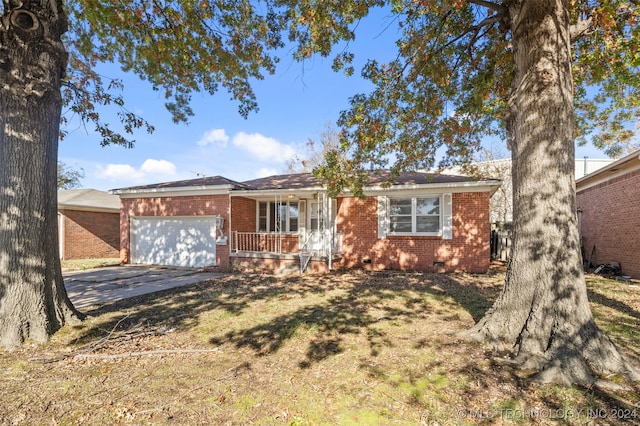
333, 232, 343, 255
232, 231, 344, 256
233, 231, 282, 254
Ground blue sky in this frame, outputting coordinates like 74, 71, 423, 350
58, 8, 613, 192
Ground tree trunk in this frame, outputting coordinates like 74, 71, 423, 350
464, 0, 639, 385
0, 1, 83, 349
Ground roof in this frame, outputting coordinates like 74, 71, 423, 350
239, 171, 495, 194
576, 150, 640, 192
110, 170, 501, 197
58, 189, 120, 212
111, 175, 251, 192
241, 173, 323, 190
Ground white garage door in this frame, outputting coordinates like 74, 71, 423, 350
131, 216, 217, 268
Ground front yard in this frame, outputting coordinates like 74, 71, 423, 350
1, 266, 638, 425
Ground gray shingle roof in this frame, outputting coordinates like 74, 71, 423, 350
110, 175, 251, 192
58, 189, 120, 211
111, 170, 493, 193
242, 171, 476, 190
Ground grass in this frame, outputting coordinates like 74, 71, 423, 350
0, 267, 638, 425
61, 257, 121, 271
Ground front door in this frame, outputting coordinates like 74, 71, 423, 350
307, 201, 325, 253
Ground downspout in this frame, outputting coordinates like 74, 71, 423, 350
58, 211, 65, 259
328, 194, 333, 271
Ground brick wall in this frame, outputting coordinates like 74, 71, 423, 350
231, 197, 256, 232
334, 193, 491, 273
577, 169, 640, 278
120, 194, 230, 270
60, 209, 120, 259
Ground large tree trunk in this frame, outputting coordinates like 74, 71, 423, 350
0, 1, 82, 349
464, 1, 639, 385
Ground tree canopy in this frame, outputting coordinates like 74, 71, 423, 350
53, 2, 639, 167
309, 1, 640, 192
57, 162, 84, 189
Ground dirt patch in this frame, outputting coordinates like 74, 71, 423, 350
1, 267, 638, 425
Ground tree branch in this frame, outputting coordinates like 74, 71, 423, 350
468, 0, 508, 15
570, 17, 593, 40
73, 349, 221, 359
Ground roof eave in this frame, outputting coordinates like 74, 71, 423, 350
576, 152, 640, 191
58, 204, 120, 213
230, 180, 502, 198
110, 184, 236, 198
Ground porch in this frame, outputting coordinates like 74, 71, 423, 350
229, 191, 341, 272
230, 231, 343, 273
231, 231, 343, 256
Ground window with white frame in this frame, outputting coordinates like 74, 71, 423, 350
258, 201, 299, 233
388, 196, 441, 235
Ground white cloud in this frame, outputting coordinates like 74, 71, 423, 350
96, 159, 177, 183
96, 164, 141, 181
232, 132, 296, 163
140, 159, 176, 175
255, 167, 279, 178
197, 128, 229, 147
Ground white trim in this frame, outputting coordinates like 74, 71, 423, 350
576, 152, 640, 192
361, 181, 500, 196
377, 196, 388, 238
112, 185, 234, 198
58, 205, 119, 214
386, 195, 443, 237
229, 181, 500, 199
442, 193, 453, 240
231, 188, 325, 198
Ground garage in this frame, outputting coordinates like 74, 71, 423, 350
130, 216, 218, 268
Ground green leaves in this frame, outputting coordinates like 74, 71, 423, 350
311, 1, 640, 194
59, 0, 640, 164
63, 0, 285, 146
572, 1, 640, 157
312, 3, 510, 193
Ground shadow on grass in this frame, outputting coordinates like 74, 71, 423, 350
73, 271, 497, 365
587, 289, 640, 321
67, 269, 639, 420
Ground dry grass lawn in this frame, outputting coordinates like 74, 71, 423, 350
1, 265, 639, 425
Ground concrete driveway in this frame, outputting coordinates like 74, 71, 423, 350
64, 265, 225, 309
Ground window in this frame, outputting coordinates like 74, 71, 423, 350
389, 196, 440, 235
257, 201, 299, 233
309, 201, 324, 231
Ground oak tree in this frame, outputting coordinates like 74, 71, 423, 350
310, 1, 640, 385
0, 0, 284, 349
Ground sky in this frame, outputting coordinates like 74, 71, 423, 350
58, 8, 615, 192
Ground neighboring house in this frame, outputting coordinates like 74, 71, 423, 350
576, 150, 640, 278
111, 171, 500, 274
58, 189, 121, 260
445, 157, 614, 223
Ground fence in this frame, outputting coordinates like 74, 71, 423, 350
490, 223, 512, 261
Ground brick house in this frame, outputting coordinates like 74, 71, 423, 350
58, 189, 121, 259
111, 171, 500, 274
576, 150, 640, 278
